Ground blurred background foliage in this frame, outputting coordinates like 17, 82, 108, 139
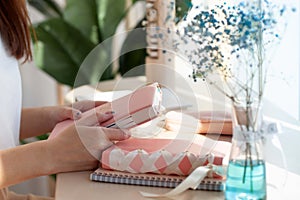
28, 0, 191, 87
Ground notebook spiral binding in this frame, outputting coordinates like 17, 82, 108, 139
90, 168, 225, 191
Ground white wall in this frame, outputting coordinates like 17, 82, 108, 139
264, 0, 300, 120
20, 61, 58, 107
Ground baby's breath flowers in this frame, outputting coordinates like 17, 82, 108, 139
174, 0, 295, 119
159, 1, 296, 197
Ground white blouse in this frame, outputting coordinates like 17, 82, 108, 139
0, 37, 22, 150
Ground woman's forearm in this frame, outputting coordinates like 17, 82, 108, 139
0, 140, 54, 188
20, 108, 56, 139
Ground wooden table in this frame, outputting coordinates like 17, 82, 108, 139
55, 162, 300, 200
55, 125, 300, 200
57, 80, 300, 199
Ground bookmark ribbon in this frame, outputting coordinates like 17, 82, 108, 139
140, 165, 212, 198
140, 153, 221, 198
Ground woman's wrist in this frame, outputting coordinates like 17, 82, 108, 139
21, 106, 79, 139
43, 136, 67, 174
44, 106, 63, 131
20, 107, 57, 139
39, 139, 59, 175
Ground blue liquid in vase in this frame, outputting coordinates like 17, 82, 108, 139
225, 159, 266, 200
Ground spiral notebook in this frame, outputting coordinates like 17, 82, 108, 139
90, 168, 225, 191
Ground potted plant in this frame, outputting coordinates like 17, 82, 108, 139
28, 0, 147, 87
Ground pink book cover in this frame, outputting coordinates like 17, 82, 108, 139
101, 135, 231, 175
49, 83, 162, 139
165, 111, 233, 135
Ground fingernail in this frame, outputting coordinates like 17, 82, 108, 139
74, 111, 82, 119
105, 111, 115, 115
124, 130, 131, 138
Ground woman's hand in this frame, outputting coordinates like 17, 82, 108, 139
1, 103, 129, 188
46, 112, 131, 173
20, 101, 107, 139
49, 100, 108, 124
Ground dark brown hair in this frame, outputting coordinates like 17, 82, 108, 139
0, 0, 33, 62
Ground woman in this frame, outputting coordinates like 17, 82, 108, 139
0, 1, 130, 199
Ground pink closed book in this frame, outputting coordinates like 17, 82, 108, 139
101, 135, 231, 176
49, 83, 162, 139
165, 111, 232, 135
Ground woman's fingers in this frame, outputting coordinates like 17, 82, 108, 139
58, 107, 82, 120
50, 100, 110, 126
76, 126, 131, 142
102, 128, 131, 140
71, 100, 107, 112
75, 126, 130, 160
77, 111, 114, 126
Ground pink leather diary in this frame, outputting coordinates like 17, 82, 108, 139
49, 83, 162, 139
101, 134, 231, 176
165, 111, 232, 135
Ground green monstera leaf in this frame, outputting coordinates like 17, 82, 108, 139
32, 19, 96, 86
29, 0, 191, 86
30, 0, 134, 86
28, 0, 63, 18
96, 0, 127, 39
63, 0, 100, 44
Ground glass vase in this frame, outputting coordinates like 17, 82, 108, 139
225, 102, 267, 200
